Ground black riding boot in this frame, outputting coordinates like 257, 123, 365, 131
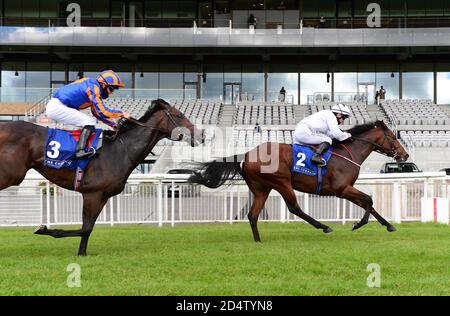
311, 142, 330, 167
76, 125, 95, 159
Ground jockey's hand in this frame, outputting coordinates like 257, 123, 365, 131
346, 132, 352, 140
122, 111, 131, 119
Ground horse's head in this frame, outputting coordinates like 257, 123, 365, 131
143, 99, 205, 146
372, 120, 409, 162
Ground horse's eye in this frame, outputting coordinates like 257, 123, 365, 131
177, 114, 183, 119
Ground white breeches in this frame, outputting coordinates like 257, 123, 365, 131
46, 98, 96, 128
293, 124, 332, 145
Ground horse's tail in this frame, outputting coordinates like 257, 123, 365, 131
188, 154, 245, 189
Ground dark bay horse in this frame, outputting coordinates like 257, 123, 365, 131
0, 99, 204, 255
189, 120, 409, 241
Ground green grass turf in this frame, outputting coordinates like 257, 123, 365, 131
0, 222, 448, 295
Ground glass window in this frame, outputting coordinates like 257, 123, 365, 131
178, 1, 196, 18
135, 65, 159, 99
83, 63, 109, 81
266, 0, 296, 10
224, 65, 242, 83
92, 0, 110, 18
402, 72, 433, 100
184, 64, 198, 82
39, 0, 58, 18
1, 62, 26, 102
162, 1, 177, 18
300, 73, 330, 105
68, 64, 84, 82
51, 64, 66, 83
26, 63, 51, 88
389, 0, 405, 17
319, 0, 335, 18
242, 65, 264, 102
249, 0, 264, 10
354, 0, 372, 17
376, 0, 388, 17
407, 0, 425, 17
76, 0, 93, 18
145, 0, 162, 18
375, 72, 399, 100
437, 72, 450, 103
111, 1, 124, 18
302, 0, 319, 17
445, 0, 450, 16
334, 73, 357, 103
357, 72, 376, 83
25, 63, 51, 102
231, 0, 248, 10
202, 64, 223, 101
215, 1, 230, 14
23, 1, 39, 18
357, 72, 377, 104
269, 73, 298, 104
111, 64, 133, 89
426, 0, 443, 16
4, 0, 22, 17
159, 65, 183, 99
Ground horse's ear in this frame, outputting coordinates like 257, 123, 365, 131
148, 100, 158, 112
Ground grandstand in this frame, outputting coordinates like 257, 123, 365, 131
1, 0, 450, 173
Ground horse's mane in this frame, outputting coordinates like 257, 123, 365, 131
332, 120, 383, 146
103, 99, 168, 140
137, 98, 167, 124
124, 99, 169, 130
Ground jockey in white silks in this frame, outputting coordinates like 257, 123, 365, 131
293, 103, 352, 166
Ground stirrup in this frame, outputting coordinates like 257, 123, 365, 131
312, 155, 326, 167
76, 147, 96, 159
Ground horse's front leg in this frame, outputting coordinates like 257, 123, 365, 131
34, 193, 108, 256
279, 186, 333, 233
341, 186, 396, 232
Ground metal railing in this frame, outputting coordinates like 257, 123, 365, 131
0, 172, 448, 227
4, 17, 450, 29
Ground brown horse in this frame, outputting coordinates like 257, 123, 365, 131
189, 120, 409, 241
0, 99, 204, 255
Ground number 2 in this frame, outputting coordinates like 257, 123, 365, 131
296, 152, 306, 167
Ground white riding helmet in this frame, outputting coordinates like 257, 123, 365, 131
331, 103, 351, 117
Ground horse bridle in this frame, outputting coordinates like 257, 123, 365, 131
123, 106, 194, 141
352, 128, 402, 160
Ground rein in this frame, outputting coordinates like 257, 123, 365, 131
330, 130, 400, 168
112, 106, 193, 142
331, 144, 361, 168
352, 132, 400, 160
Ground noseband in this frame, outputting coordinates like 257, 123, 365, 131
125, 106, 194, 141
352, 129, 402, 159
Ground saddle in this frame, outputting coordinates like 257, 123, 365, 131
291, 144, 333, 194
44, 128, 103, 191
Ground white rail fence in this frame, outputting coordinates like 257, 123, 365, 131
0, 173, 448, 227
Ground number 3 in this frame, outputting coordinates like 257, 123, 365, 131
296, 152, 306, 167
47, 140, 61, 159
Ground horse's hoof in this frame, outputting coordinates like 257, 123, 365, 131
33, 225, 47, 234
323, 227, 333, 233
387, 225, 397, 232
352, 223, 359, 231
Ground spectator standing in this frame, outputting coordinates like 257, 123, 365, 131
254, 122, 262, 133
379, 86, 386, 100
248, 14, 257, 28
279, 86, 286, 102
375, 90, 380, 105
